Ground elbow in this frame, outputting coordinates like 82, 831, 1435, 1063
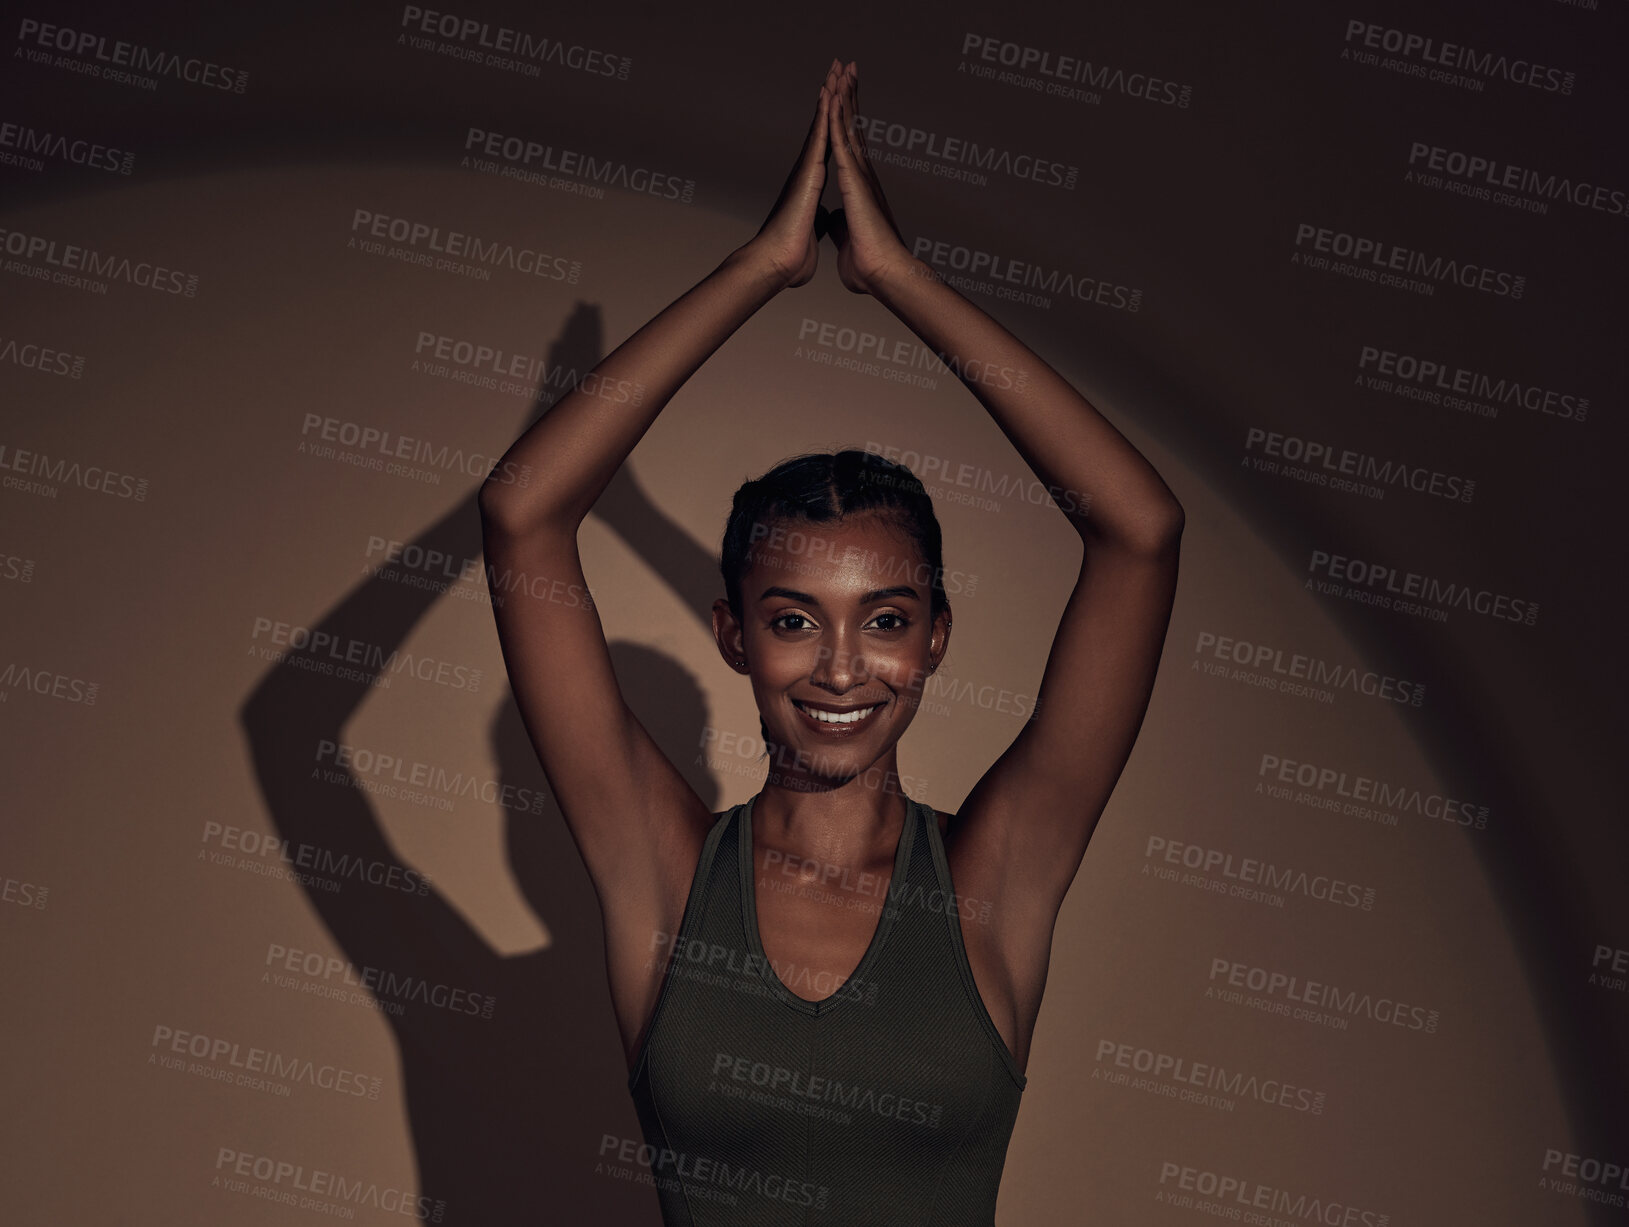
477, 476, 515, 529
1119, 498, 1184, 557
477, 477, 538, 537
478, 477, 577, 541
1157, 498, 1185, 544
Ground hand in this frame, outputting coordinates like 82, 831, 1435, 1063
825, 61, 913, 295
741, 60, 841, 289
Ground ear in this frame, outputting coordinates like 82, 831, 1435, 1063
713, 598, 748, 671
928, 603, 952, 672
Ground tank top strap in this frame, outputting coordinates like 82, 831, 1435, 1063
626, 804, 739, 1088
915, 796, 1027, 1090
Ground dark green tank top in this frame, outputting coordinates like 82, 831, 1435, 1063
627, 791, 1026, 1225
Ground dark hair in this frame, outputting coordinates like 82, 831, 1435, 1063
720, 448, 950, 750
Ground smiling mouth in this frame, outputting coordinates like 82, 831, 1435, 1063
794, 699, 885, 727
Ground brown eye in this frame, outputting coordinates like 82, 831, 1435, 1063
772, 612, 814, 632
871, 612, 910, 631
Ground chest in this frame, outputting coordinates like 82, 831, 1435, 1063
749, 842, 899, 1002
641, 834, 1004, 1184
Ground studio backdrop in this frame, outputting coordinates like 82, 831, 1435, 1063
2, 1, 1624, 1224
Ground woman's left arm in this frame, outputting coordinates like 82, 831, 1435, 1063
827, 63, 1184, 970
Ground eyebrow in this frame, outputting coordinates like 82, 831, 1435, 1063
757, 585, 921, 606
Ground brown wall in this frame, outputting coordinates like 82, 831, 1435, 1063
2, 2, 1625, 1224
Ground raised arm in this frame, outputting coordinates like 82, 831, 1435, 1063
478, 61, 843, 1061
825, 62, 1184, 1034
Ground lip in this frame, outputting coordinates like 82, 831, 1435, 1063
792, 698, 887, 733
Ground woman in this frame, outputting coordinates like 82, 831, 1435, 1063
479, 58, 1183, 1225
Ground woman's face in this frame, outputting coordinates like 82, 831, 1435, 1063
718, 511, 949, 786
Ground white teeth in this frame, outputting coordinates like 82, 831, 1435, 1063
797, 702, 880, 725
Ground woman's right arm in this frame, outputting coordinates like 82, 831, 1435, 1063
476, 244, 787, 889
478, 62, 840, 1057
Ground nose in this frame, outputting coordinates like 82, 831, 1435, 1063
810, 636, 867, 692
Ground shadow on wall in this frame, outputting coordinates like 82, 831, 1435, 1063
238, 303, 728, 1225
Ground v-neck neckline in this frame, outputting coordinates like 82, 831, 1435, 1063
738, 790, 917, 1016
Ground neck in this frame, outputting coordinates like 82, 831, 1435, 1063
753, 753, 914, 866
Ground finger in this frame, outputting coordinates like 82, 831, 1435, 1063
838, 74, 867, 169
844, 66, 874, 171
835, 72, 900, 236
808, 82, 830, 163
827, 91, 859, 179
801, 101, 821, 161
